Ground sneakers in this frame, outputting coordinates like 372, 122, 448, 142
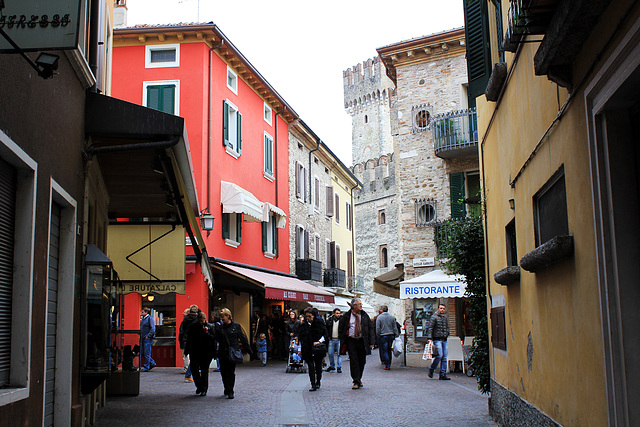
439, 375, 451, 380
383, 366, 391, 370
184, 377, 194, 383
428, 368, 434, 378
326, 366, 335, 372
337, 367, 342, 373
352, 383, 360, 389
149, 363, 156, 371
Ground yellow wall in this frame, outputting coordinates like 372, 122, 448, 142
331, 172, 356, 273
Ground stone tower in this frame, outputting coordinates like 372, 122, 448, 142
343, 57, 395, 165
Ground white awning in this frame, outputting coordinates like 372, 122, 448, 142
263, 202, 287, 228
220, 181, 263, 222
399, 269, 466, 299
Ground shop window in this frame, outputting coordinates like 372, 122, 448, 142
412, 299, 438, 341
491, 306, 506, 350
142, 293, 177, 350
533, 166, 568, 246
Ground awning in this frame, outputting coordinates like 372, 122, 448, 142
220, 181, 263, 222
332, 295, 376, 317
373, 264, 405, 298
263, 202, 287, 228
220, 263, 334, 303
399, 269, 466, 299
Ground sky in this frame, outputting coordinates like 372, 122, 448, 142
125, 0, 465, 165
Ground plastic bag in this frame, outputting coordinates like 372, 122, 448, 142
392, 336, 403, 357
422, 342, 433, 360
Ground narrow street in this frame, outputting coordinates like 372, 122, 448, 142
95, 350, 492, 426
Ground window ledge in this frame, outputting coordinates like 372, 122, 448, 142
263, 252, 275, 259
263, 172, 274, 182
494, 265, 521, 286
520, 235, 574, 273
0, 387, 28, 406
224, 239, 240, 248
225, 146, 240, 159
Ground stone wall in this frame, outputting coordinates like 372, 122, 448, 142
490, 379, 562, 426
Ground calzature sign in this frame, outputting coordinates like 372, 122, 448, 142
0, 0, 81, 52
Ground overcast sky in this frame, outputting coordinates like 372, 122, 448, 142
125, 0, 465, 165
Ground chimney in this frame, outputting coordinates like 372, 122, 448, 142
114, 0, 128, 29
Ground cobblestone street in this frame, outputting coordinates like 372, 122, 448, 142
95, 351, 492, 426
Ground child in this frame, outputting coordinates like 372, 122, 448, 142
257, 333, 268, 366
290, 337, 302, 362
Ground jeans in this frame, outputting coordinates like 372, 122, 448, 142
379, 335, 395, 368
141, 337, 156, 370
327, 339, 342, 368
429, 339, 448, 376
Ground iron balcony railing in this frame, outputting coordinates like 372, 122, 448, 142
504, 0, 555, 52
348, 276, 364, 294
432, 108, 478, 158
432, 218, 460, 258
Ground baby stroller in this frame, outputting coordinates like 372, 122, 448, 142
285, 338, 306, 373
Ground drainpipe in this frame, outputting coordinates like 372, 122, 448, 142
349, 181, 358, 291
208, 40, 224, 210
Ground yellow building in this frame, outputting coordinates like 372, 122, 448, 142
465, 0, 640, 424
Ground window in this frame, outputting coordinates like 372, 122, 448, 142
416, 198, 437, 226
379, 245, 388, 268
295, 162, 307, 202
227, 66, 238, 94
413, 106, 430, 133
262, 214, 278, 257
264, 102, 272, 126
221, 213, 242, 246
335, 193, 340, 224
314, 234, 321, 261
264, 132, 274, 178
314, 177, 320, 210
491, 306, 506, 350
347, 251, 353, 278
295, 226, 309, 259
223, 100, 242, 156
335, 245, 341, 270
327, 240, 337, 269
346, 202, 352, 231
506, 219, 518, 266
144, 81, 179, 115
326, 185, 334, 217
450, 172, 466, 219
145, 44, 179, 68
378, 209, 386, 225
533, 166, 568, 246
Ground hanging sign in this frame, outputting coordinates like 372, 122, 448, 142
118, 282, 186, 295
0, 0, 82, 52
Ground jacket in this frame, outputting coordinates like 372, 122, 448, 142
184, 321, 216, 359
375, 312, 399, 337
426, 312, 450, 340
178, 312, 198, 349
325, 315, 341, 340
285, 320, 300, 338
215, 321, 253, 360
140, 314, 155, 339
297, 317, 329, 361
338, 309, 375, 355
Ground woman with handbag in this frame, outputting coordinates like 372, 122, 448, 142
184, 312, 216, 396
214, 308, 252, 399
298, 307, 329, 391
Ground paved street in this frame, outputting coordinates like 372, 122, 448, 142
95, 350, 492, 426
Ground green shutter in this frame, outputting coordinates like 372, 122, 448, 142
464, 0, 492, 99
262, 221, 268, 252
222, 101, 229, 147
147, 85, 175, 114
236, 112, 242, 155
236, 213, 242, 244
273, 220, 278, 256
221, 213, 229, 239
450, 172, 466, 219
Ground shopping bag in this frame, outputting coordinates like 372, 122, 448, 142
422, 342, 433, 360
392, 336, 403, 357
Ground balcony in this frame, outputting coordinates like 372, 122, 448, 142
348, 276, 365, 294
503, 0, 555, 52
324, 268, 346, 288
432, 108, 478, 159
296, 258, 323, 282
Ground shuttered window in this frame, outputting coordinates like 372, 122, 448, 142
222, 213, 242, 244
146, 84, 176, 114
464, 0, 492, 99
335, 193, 340, 224
0, 157, 16, 386
491, 306, 506, 350
450, 172, 466, 219
223, 100, 242, 155
295, 163, 307, 201
262, 214, 278, 256
326, 186, 334, 217
264, 133, 273, 176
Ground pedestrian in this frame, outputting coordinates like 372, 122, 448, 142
338, 297, 375, 389
298, 307, 329, 391
286, 310, 300, 339
325, 308, 343, 373
184, 312, 216, 396
214, 308, 253, 399
375, 305, 399, 370
139, 307, 156, 372
373, 306, 384, 364
257, 333, 268, 366
272, 312, 286, 360
427, 303, 451, 380
211, 310, 222, 372
255, 313, 270, 358
179, 305, 199, 382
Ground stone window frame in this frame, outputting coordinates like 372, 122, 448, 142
378, 209, 386, 225
379, 244, 388, 268
412, 103, 432, 133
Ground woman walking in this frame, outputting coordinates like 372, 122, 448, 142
214, 308, 252, 399
298, 307, 329, 391
286, 310, 300, 339
184, 312, 216, 396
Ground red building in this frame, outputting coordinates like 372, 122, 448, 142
111, 22, 333, 366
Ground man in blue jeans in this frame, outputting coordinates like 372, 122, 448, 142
325, 308, 342, 373
140, 307, 156, 372
427, 303, 450, 380
375, 305, 399, 370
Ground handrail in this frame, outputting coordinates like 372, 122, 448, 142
432, 108, 478, 155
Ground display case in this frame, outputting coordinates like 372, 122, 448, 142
143, 293, 176, 366
412, 298, 437, 341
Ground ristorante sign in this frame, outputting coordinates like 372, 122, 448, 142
0, 0, 81, 52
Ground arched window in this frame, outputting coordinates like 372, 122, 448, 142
364, 115, 369, 124
378, 210, 386, 225
380, 246, 388, 268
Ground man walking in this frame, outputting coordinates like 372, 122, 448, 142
427, 303, 450, 380
179, 305, 199, 382
140, 307, 156, 372
325, 308, 342, 373
338, 298, 375, 389
375, 305, 399, 370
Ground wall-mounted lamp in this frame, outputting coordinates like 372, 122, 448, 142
508, 199, 515, 210
35, 52, 59, 79
200, 209, 215, 231
147, 294, 155, 302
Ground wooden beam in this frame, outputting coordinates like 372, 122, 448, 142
138, 35, 146, 43
177, 32, 184, 41
158, 34, 165, 42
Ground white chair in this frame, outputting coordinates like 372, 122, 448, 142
446, 337, 465, 374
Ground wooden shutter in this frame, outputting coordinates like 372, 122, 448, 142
304, 230, 310, 259
347, 251, 353, 277
296, 226, 302, 258
147, 84, 175, 114
464, 0, 492, 99
0, 157, 16, 386
314, 178, 320, 208
336, 245, 341, 269
491, 306, 506, 350
236, 112, 242, 154
326, 186, 334, 216
236, 213, 242, 243
450, 172, 466, 219
221, 213, 229, 239
329, 241, 336, 268
335, 194, 340, 223
222, 101, 229, 147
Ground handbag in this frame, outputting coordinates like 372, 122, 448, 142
224, 329, 244, 364
313, 342, 327, 356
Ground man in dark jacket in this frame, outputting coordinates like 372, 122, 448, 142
426, 303, 451, 380
338, 298, 375, 389
298, 307, 329, 391
178, 305, 199, 382
139, 307, 156, 372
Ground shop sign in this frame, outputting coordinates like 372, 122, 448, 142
0, 0, 82, 52
412, 257, 435, 267
118, 282, 186, 295
400, 283, 465, 299
265, 287, 334, 303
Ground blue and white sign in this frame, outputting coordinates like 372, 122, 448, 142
399, 269, 467, 299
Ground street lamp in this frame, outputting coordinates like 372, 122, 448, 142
200, 209, 215, 231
